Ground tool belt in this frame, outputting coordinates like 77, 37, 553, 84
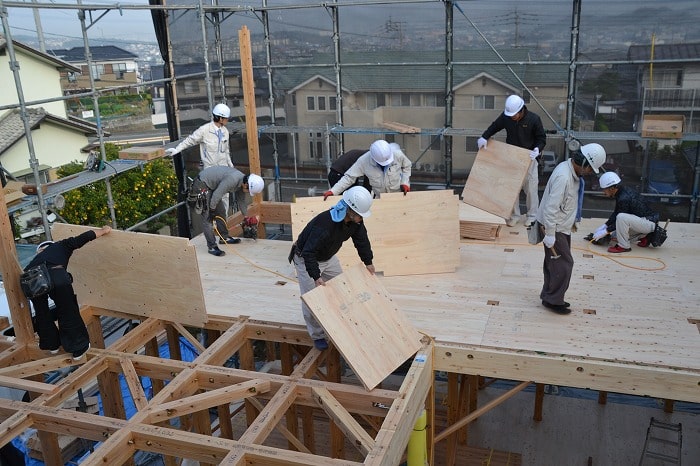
20, 263, 53, 298
287, 242, 302, 263
187, 177, 210, 214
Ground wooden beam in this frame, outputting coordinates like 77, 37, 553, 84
119, 358, 149, 411
238, 382, 297, 444
311, 386, 375, 455
0, 410, 32, 446
247, 396, 311, 454
169, 322, 206, 354
0, 374, 58, 394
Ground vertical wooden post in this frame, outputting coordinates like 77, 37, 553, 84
238, 26, 266, 238
445, 372, 458, 466
327, 346, 344, 459
533, 383, 545, 422
0, 187, 35, 344
280, 343, 299, 450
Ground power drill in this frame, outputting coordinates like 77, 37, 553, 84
241, 216, 259, 239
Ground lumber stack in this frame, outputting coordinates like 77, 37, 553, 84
459, 202, 504, 241
118, 146, 165, 161
2, 181, 25, 205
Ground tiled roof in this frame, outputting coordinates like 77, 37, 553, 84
0, 108, 99, 156
47, 45, 138, 62
628, 42, 700, 61
275, 49, 567, 92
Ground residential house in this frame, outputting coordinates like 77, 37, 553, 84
276, 49, 568, 171
0, 35, 99, 183
628, 42, 700, 134
49, 45, 140, 97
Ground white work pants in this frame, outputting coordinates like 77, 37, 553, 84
513, 160, 539, 222
293, 254, 343, 340
615, 213, 655, 248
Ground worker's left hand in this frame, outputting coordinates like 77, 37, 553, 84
529, 148, 540, 160
314, 278, 325, 287
592, 224, 608, 240
400, 184, 410, 195
366, 264, 376, 275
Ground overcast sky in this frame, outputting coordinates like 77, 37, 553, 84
5, 0, 699, 46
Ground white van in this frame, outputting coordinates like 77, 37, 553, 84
542, 151, 557, 174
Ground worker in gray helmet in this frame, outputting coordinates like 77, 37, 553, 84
290, 186, 375, 351
591, 171, 660, 253
479, 95, 547, 226
535, 143, 606, 315
323, 140, 412, 199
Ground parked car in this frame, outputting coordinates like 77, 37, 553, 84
646, 160, 682, 204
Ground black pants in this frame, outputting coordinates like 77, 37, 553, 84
327, 169, 372, 192
30, 267, 89, 353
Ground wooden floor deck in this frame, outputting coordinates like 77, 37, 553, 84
194, 217, 700, 404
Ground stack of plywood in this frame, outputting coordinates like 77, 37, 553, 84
2, 181, 25, 205
459, 202, 504, 241
118, 146, 165, 161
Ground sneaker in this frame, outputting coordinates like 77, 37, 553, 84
542, 301, 571, 315
607, 244, 631, 253
637, 236, 650, 248
313, 338, 329, 351
49, 348, 60, 355
72, 343, 90, 361
219, 237, 241, 245
208, 246, 225, 257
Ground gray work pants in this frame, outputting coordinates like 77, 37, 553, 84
293, 254, 343, 340
540, 231, 573, 306
614, 213, 655, 248
513, 159, 539, 222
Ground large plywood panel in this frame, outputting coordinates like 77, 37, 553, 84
301, 263, 423, 390
291, 190, 460, 276
52, 224, 207, 326
461, 140, 531, 218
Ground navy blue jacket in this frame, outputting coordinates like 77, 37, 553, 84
605, 185, 657, 232
481, 107, 547, 152
27, 230, 97, 269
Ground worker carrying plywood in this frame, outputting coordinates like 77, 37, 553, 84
290, 186, 375, 351
323, 140, 412, 199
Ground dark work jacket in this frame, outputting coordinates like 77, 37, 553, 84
605, 185, 657, 232
330, 149, 366, 174
27, 230, 97, 269
295, 210, 373, 280
481, 107, 547, 152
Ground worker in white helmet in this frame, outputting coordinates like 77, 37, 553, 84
590, 171, 660, 253
192, 166, 264, 256
290, 186, 375, 350
166, 104, 235, 213
323, 139, 412, 199
535, 143, 606, 314
478, 95, 547, 226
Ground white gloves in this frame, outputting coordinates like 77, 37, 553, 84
592, 224, 608, 240
543, 235, 555, 248
477, 137, 488, 150
165, 148, 178, 156
530, 147, 540, 160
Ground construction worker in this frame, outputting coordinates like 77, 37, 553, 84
290, 186, 375, 350
166, 103, 235, 214
25, 225, 112, 359
192, 166, 264, 256
327, 149, 372, 193
591, 172, 660, 253
536, 143, 606, 314
478, 95, 546, 226
323, 140, 411, 199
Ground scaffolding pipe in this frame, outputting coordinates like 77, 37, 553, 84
565, 0, 582, 158
198, 0, 214, 111
443, 0, 454, 188
261, 0, 281, 202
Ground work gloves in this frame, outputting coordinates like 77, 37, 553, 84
323, 190, 333, 200
400, 184, 410, 195
543, 235, 555, 248
530, 147, 540, 160
165, 148, 178, 156
592, 224, 608, 241
477, 137, 488, 150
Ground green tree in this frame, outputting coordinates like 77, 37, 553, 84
56, 144, 178, 231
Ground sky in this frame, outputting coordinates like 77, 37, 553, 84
4, 0, 699, 47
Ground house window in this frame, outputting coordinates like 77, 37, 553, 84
90, 64, 105, 80
318, 96, 326, 111
309, 132, 323, 159
67, 72, 77, 83
422, 134, 441, 151
473, 95, 495, 110
307, 96, 315, 111
411, 94, 422, 106
183, 80, 200, 94
291, 94, 296, 106
425, 94, 438, 106
330, 96, 337, 111
390, 93, 411, 107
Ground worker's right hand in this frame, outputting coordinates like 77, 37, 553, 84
165, 148, 178, 156
592, 224, 608, 240
543, 235, 555, 248
314, 278, 325, 287
477, 137, 488, 150
323, 190, 333, 201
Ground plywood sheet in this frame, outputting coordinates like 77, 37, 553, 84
301, 263, 423, 390
52, 224, 207, 326
291, 190, 460, 276
461, 140, 531, 219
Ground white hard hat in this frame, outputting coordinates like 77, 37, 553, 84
246, 174, 264, 195
504, 95, 525, 117
342, 186, 373, 218
369, 140, 394, 166
36, 240, 54, 252
212, 103, 231, 119
599, 172, 621, 189
580, 143, 606, 174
